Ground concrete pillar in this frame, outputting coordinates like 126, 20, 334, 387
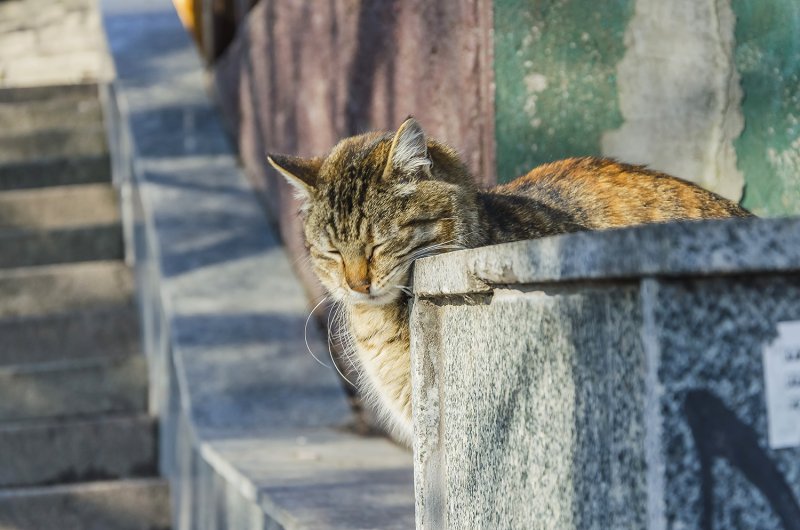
411, 217, 800, 529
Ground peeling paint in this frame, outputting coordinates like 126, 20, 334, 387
494, 0, 632, 183
602, 0, 745, 201
731, 0, 800, 217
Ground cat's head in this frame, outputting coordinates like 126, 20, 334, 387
268, 118, 480, 306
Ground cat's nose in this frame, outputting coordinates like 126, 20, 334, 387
344, 257, 371, 294
347, 277, 371, 294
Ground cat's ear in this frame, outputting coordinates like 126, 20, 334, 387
267, 154, 322, 200
383, 117, 432, 180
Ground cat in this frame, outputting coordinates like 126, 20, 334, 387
268, 117, 752, 445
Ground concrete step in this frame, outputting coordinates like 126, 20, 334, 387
0, 353, 148, 422
0, 305, 140, 366
0, 83, 99, 104
0, 415, 158, 489
0, 261, 133, 319
0, 184, 122, 267
0, 153, 110, 190
0, 90, 102, 134
0, 125, 107, 164
0, 479, 170, 530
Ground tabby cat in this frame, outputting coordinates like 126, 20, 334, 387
268, 118, 751, 445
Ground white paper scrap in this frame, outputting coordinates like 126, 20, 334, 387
763, 320, 800, 449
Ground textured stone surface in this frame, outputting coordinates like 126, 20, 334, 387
101, 1, 415, 527
413, 217, 800, 296
0, 478, 170, 530
412, 286, 647, 528
649, 276, 800, 528
204, 429, 414, 529
0, 415, 157, 488
412, 216, 800, 528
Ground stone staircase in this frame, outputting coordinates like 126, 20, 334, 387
0, 84, 170, 529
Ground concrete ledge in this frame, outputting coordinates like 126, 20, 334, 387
99, 1, 414, 528
413, 216, 800, 296
411, 216, 800, 528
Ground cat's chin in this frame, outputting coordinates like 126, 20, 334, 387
345, 290, 403, 307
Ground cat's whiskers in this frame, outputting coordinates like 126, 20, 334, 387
304, 296, 333, 369
372, 239, 465, 295
326, 302, 357, 387
394, 285, 413, 296
293, 252, 313, 271
328, 302, 358, 364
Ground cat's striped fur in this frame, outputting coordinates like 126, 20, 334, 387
268, 118, 751, 445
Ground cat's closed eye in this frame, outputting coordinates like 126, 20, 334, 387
368, 242, 386, 263
312, 246, 341, 260
401, 218, 440, 228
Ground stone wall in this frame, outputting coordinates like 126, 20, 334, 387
411, 217, 800, 528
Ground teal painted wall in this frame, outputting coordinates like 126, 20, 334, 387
732, 0, 800, 217
494, 0, 800, 217
493, 0, 632, 183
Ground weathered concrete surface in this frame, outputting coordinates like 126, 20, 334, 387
0, 478, 170, 530
0, 415, 157, 488
0, 185, 122, 268
602, 0, 745, 201
0, 0, 107, 87
0, 184, 118, 229
412, 286, 648, 529
413, 216, 800, 296
0, 353, 146, 422
101, 1, 415, 527
213, 0, 495, 306
0, 305, 140, 366
412, 216, 800, 528
0, 261, 133, 318
0, 83, 103, 133
0, 154, 111, 191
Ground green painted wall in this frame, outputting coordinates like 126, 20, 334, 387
732, 0, 800, 217
493, 0, 632, 183
494, 0, 800, 217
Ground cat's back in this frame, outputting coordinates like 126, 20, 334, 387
492, 157, 751, 230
